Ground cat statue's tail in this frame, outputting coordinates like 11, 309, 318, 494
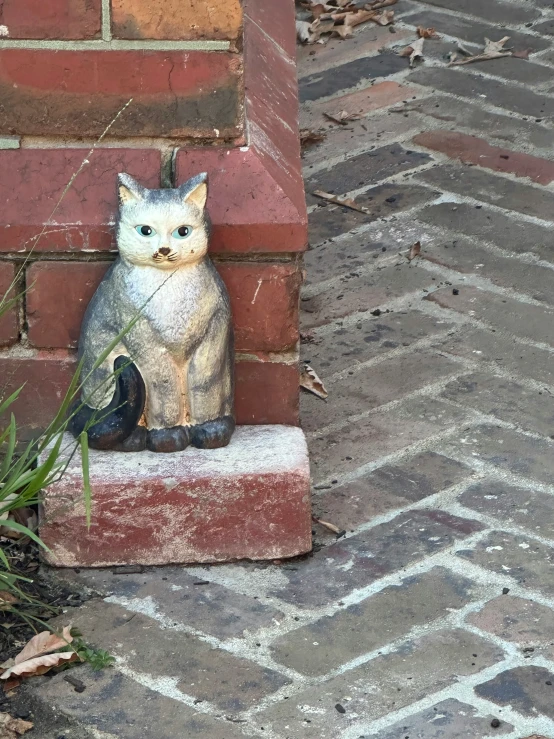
68, 356, 146, 450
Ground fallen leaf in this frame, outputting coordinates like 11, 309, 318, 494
401, 36, 425, 67
300, 365, 328, 400
1, 651, 80, 681
333, 8, 379, 37
323, 109, 362, 125
0, 712, 33, 737
512, 48, 531, 59
14, 626, 73, 665
417, 25, 439, 39
371, 9, 394, 25
407, 240, 421, 260
297, 18, 333, 44
448, 36, 512, 66
312, 516, 346, 536
0, 592, 18, 610
313, 190, 370, 213
300, 129, 326, 148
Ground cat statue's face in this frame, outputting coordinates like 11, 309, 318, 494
116, 173, 210, 269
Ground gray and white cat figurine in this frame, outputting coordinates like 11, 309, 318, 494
69, 172, 235, 454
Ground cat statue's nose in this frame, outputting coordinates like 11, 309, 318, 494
158, 247, 171, 256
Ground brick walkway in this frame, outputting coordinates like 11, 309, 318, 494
24, 1, 554, 737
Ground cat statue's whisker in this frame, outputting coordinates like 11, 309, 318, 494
68, 172, 235, 454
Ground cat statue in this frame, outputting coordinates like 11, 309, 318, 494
69, 172, 235, 454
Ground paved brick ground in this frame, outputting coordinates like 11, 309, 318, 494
21, 1, 554, 737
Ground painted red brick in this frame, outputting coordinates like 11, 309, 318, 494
413, 131, 554, 185
0, 149, 160, 253
0, 353, 77, 439
176, 148, 307, 253
0, 50, 242, 138
0, 0, 101, 39
0, 262, 19, 347
26, 261, 300, 352
243, 0, 296, 59
217, 263, 300, 352
40, 426, 311, 566
235, 360, 299, 425
26, 262, 111, 349
111, 0, 242, 41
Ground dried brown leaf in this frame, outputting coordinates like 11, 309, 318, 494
448, 35, 512, 66
417, 25, 439, 39
1, 651, 80, 681
365, 0, 397, 7
0, 712, 33, 737
0, 592, 18, 610
300, 365, 328, 400
407, 240, 421, 260
404, 37, 425, 67
14, 626, 73, 665
323, 109, 362, 125
312, 517, 345, 536
512, 48, 531, 59
371, 9, 395, 25
399, 45, 413, 57
313, 190, 369, 213
300, 129, 326, 148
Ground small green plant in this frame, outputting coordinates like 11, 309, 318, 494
58, 631, 116, 671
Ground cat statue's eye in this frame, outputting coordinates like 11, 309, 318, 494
172, 226, 192, 239
136, 225, 156, 237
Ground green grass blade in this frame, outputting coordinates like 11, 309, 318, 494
0, 387, 23, 418
0, 414, 17, 481
0, 519, 50, 550
79, 432, 92, 529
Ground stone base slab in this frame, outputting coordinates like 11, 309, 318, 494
40, 426, 311, 568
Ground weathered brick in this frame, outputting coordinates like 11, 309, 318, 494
0, 50, 242, 138
0, 0, 101, 39
407, 96, 554, 155
418, 202, 552, 260
300, 52, 407, 103
27, 261, 111, 349
316, 451, 473, 532
432, 327, 554, 388
310, 397, 470, 483
0, 261, 19, 346
216, 263, 301, 352
458, 531, 554, 596
366, 698, 513, 738
301, 310, 455, 377
23, 666, 257, 739
301, 262, 435, 329
422, 236, 554, 301
461, 481, 554, 541
532, 19, 554, 36
414, 132, 554, 185
442, 372, 554, 437
409, 0, 540, 23
175, 147, 307, 254
418, 164, 554, 222
270, 509, 483, 608
56, 600, 290, 710
408, 67, 554, 119
0, 149, 161, 253
469, 596, 554, 657
0, 353, 76, 438
301, 108, 418, 171
257, 629, 503, 737
402, 10, 549, 51
62, 567, 285, 640
235, 360, 299, 425
298, 26, 409, 77
271, 568, 477, 675
307, 183, 435, 247
301, 80, 419, 129
301, 350, 460, 433
428, 286, 554, 348
305, 143, 431, 201
243, 0, 296, 60
111, 0, 242, 41
441, 425, 554, 485
475, 666, 554, 720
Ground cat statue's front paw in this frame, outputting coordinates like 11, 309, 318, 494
147, 426, 190, 453
189, 416, 235, 449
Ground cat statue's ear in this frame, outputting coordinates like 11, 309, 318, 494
180, 172, 208, 211
118, 173, 145, 205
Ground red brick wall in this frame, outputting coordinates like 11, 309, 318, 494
0, 0, 306, 436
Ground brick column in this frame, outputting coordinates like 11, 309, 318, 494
0, 0, 306, 437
